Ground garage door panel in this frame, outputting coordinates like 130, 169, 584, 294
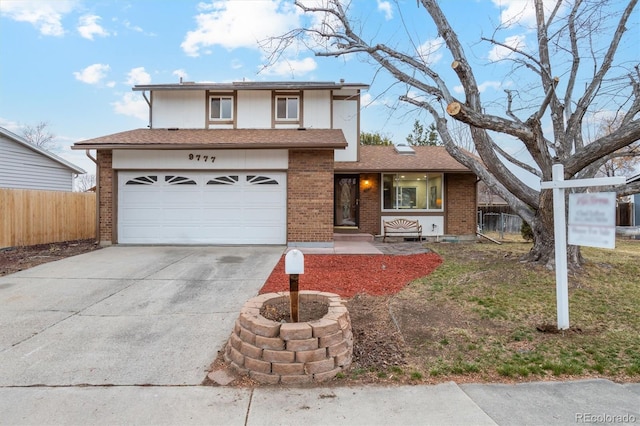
118, 171, 286, 244
163, 209, 204, 223
121, 191, 162, 205
246, 193, 283, 206
120, 208, 163, 223
241, 207, 282, 222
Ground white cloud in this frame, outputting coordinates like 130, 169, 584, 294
77, 14, 109, 40
492, 0, 564, 29
377, 0, 393, 21
181, 0, 300, 57
126, 67, 151, 85
417, 37, 444, 66
73, 64, 110, 85
123, 20, 142, 32
360, 93, 383, 108
488, 34, 526, 61
172, 69, 189, 81
0, 117, 22, 134
478, 81, 504, 93
453, 80, 508, 94
112, 93, 148, 121
260, 57, 317, 77
0, 0, 77, 36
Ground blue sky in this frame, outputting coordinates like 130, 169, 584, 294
1, 0, 637, 179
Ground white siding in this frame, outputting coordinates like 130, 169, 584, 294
303, 90, 331, 128
112, 149, 288, 170
0, 135, 75, 191
147, 87, 361, 159
236, 91, 272, 128
152, 91, 205, 128
333, 90, 359, 162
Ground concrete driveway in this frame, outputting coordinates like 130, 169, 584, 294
0, 245, 284, 386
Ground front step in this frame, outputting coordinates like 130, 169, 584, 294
333, 233, 374, 242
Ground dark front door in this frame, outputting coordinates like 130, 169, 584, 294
334, 175, 359, 227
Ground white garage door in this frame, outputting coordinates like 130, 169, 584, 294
118, 171, 286, 244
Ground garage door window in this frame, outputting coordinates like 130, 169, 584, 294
207, 175, 239, 185
165, 175, 196, 185
247, 175, 279, 185
126, 175, 158, 185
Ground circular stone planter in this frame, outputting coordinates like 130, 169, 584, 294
224, 291, 353, 385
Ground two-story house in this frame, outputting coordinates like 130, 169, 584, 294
73, 80, 477, 246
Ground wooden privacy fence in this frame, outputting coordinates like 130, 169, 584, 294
0, 188, 96, 248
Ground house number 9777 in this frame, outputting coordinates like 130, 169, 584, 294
188, 154, 216, 163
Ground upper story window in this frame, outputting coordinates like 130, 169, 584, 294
275, 95, 299, 121
382, 173, 443, 211
209, 95, 234, 121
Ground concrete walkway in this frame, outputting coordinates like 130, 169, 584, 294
1, 245, 638, 425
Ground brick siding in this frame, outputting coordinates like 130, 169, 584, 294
357, 173, 381, 235
97, 150, 113, 244
287, 150, 334, 243
445, 173, 477, 235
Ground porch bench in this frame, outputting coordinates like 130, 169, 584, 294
383, 219, 423, 242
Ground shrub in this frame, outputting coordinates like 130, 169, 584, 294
521, 221, 533, 241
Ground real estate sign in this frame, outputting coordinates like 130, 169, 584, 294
568, 192, 616, 249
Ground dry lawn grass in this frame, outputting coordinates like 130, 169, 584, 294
343, 234, 640, 385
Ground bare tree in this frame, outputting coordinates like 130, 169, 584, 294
21, 121, 56, 150
263, 0, 640, 268
74, 174, 96, 192
592, 116, 640, 178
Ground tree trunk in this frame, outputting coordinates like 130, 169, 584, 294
522, 189, 584, 270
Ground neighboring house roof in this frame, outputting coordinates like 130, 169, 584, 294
132, 80, 369, 92
0, 127, 85, 174
335, 145, 472, 172
72, 128, 348, 150
477, 181, 508, 206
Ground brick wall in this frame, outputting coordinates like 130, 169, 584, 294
358, 173, 381, 235
97, 150, 113, 245
445, 173, 477, 235
287, 150, 334, 243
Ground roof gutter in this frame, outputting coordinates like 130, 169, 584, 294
141, 91, 151, 129
72, 143, 347, 151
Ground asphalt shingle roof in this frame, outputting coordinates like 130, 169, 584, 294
335, 145, 471, 172
72, 128, 347, 150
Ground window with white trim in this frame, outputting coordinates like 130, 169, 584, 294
209, 96, 233, 121
275, 95, 299, 120
382, 173, 443, 211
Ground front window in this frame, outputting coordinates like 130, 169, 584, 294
210, 96, 233, 120
275, 96, 298, 120
382, 173, 443, 210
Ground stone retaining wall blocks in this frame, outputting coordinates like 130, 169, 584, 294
224, 291, 353, 384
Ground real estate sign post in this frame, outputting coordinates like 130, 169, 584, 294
540, 164, 624, 330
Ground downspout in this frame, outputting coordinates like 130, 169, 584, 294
86, 150, 99, 244
142, 91, 152, 128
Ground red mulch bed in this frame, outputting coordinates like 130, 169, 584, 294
259, 253, 443, 298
